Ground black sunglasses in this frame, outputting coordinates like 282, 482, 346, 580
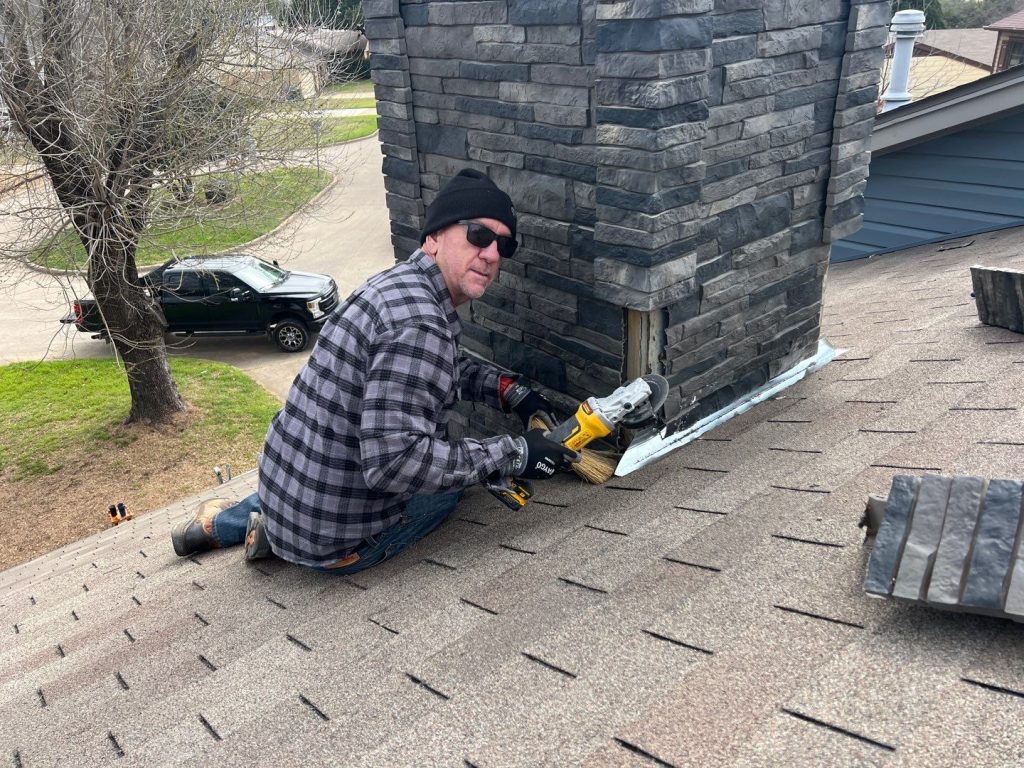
458, 220, 518, 259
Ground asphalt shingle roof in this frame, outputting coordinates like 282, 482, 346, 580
3, 228, 1024, 766
917, 28, 998, 69
987, 10, 1024, 32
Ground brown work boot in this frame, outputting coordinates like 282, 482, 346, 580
171, 499, 232, 556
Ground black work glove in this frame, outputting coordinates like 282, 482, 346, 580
502, 377, 556, 428
509, 428, 579, 479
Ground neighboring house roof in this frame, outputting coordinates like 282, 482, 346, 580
873, 63, 1024, 154
3, 228, 1024, 764
986, 9, 1024, 31
904, 54, 991, 101
880, 30, 995, 103
916, 28, 998, 69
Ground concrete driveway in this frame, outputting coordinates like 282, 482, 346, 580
0, 135, 395, 401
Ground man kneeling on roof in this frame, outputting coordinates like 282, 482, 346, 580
171, 169, 578, 573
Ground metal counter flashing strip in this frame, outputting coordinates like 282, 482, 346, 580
615, 340, 841, 476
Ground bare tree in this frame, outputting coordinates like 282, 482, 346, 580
878, 0, 998, 109
0, 0, 341, 423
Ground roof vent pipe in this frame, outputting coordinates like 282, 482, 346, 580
881, 9, 927, 112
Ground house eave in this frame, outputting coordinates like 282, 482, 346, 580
872, 66, 1024, 155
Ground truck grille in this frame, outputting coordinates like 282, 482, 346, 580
319, 283, 339, 316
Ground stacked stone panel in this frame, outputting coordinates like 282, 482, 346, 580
865, 474, 1024, 622
971, 265, 1024, 334
366, 0, 888, 437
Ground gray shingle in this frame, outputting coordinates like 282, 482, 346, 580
3, 229, 1024, 765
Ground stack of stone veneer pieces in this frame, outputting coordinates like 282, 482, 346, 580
971, 265, 1024, 334
865, 474, 1024, 621
363, 0, 891, 433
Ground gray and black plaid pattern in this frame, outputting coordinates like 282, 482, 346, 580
258, 250, 519, 568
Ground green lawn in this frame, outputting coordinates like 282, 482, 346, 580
314, 96, 376, 110
31, 166, 331, 270
259, 112, 377, 151
309, 115, 378, 145
0, 359, 280, 481
322, 79, 373, 96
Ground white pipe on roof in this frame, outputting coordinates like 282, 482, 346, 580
882, 9, 927, 112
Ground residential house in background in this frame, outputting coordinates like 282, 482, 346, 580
988, 9, 1024, 72
277, 28, 369, 83
832, 65, 1024, 262
878, 27, 995, 106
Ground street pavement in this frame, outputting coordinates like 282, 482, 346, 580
0, 135, 395, 401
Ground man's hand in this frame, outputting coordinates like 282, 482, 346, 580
500, 376, 556, 428
510, 428, 579, 479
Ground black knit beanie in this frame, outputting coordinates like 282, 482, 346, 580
419, 169, 517, 244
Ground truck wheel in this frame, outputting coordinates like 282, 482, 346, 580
272, 318, 309, 353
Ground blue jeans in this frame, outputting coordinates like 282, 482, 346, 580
211, 490, 463, 575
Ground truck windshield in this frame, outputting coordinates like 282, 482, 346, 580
231, 259, 288, 290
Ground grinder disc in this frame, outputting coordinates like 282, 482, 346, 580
621, 374, 669, 429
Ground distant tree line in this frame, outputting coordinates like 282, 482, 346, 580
892, 0, 1024, 29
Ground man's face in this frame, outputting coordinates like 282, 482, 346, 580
423, 217, 509, 306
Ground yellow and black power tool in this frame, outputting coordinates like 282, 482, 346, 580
487, 374, 669, 510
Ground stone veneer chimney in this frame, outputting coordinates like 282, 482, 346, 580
363, 0, 889, 436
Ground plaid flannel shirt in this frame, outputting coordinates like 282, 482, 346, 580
258, 249, 519, 567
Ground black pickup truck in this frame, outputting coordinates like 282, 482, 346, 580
63, 254, 339, 352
